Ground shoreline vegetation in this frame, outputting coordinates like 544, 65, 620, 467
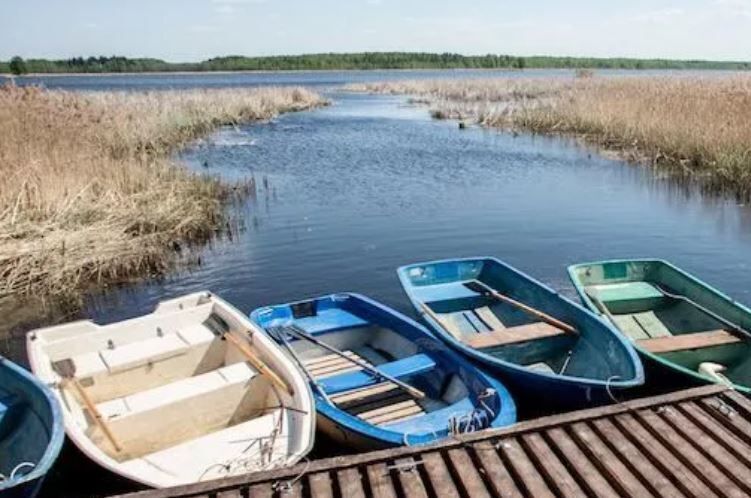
345, 76, 751, 200
2, 52, 750, 74
0, 84, 326, 301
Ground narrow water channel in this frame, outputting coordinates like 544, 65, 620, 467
85, 90, 751, 327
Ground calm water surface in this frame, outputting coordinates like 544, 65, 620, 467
18, 70, 751, 497
84, 90, 751, 324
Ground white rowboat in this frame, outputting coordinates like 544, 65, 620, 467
27, 292, 315, 488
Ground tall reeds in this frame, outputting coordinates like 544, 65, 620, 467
347, 76, 751, 199
0, 85, 325, 298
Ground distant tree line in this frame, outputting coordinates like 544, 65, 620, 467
2, 53, 750, 74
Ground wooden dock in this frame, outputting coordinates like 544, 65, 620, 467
113, 385, 751, 498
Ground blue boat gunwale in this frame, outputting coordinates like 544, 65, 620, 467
397, 256, 645, 388
250, 292, 517, 447
0, 356, 65, 493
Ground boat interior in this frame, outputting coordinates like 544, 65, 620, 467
573, 261, 751, 386
261, 298, 486, 433
37, 298, 300, 482
400, 259, 639, 382
0, 378, 50, 484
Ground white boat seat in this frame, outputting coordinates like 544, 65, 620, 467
97, 362, 257, 419
120, 409, 287, 487
91, 362, 266, 459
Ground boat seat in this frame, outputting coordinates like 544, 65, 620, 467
318, 354, 436, 396
466, 322, 567, 349
589, 282, 664, 313
638, 330, 742, 354
358, 399, 425, 426
120, 409, 286, 487
293, 308, 368, 335
92, 362, 265, 459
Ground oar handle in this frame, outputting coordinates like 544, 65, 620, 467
284, 325, 426, 400
68, 378, 122, 452
471, 280, 578, 335
225, 332, 294, 395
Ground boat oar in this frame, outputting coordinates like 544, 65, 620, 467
585, 290, 622, 331
654, 284, 751, 340
267, 326, 332, 404
282, 325, 426, 400
52, 359, 122, 453
224, 332, 294, 395
464, 280, 578, 335
419, 302, 463, 340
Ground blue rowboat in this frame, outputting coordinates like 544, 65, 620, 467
397, 257, 644, 411
251, 293, 516, 450
0, 357, 64, 498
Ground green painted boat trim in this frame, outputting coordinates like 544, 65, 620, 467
567, 258, 751, 394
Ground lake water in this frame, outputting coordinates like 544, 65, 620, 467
11, 70, 751, 497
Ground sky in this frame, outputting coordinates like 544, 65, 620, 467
1, 0, 750, 61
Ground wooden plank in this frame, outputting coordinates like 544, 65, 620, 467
111, 386, 729, 498
463, 310, 488, 332
304, 351, 359, 366
636, 409, 744, 497
359, 400, 423, 423
247, 484, 273, 498
679, 401, 751, 469
471, 441, 524, 498
700, 396, 751, 447
498, 438, 556, 498
216, 491, 243, 498
591, 418, 685, 498
337, 468, 366, 498
446, 448, 491, 498
659, 404, 751, 493
308, 472, 334, 498
474, 306, 506, 330
520, 432, 586, 498
435, 311, 469, 338
466, 322, 566, 349
632, 311, 672, 338
546, 428, 619, 498
365, 462, 398, 498
372, 405, 423, 426
420, 452, 460, 498
331, 382, 402, 408
638, 330, 740, 354
613, 413, 717, 498
393, 457, 429, 498
569, 421, 653, 497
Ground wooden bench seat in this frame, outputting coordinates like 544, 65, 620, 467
638, 330, 742, 354
466, 322, 567, 349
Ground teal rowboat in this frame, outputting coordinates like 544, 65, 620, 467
568, 259, 751, 394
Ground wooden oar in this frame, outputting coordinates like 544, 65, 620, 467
419, 302, 463, 340
464, 280, 578, 335
654, 284, 751, 341
224, 332, 294, 395
267, 326, 332, 404
282, 325, 426, 400
52, 359, 122, 453
585, 290, 624, 333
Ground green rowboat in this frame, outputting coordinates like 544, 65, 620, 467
568, 259, 751, 393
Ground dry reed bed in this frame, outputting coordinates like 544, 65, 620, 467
347, 77, 751, 199
0, 84, 325, 298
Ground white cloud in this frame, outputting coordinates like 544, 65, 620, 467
629, 8, 685, 24
714, 0, 751, 17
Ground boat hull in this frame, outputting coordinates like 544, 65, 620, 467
252, 293, 517, 449
398, 257, 645, 412
0, 358, 64, 498
568, 258, 751, 393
